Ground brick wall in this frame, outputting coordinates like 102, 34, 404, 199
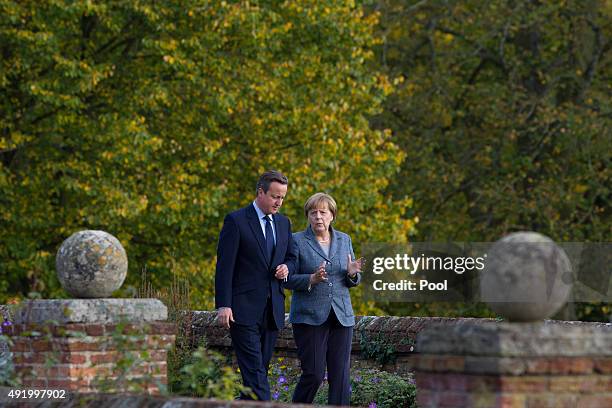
5, 322, 175, 394
3, 299, 173, 394
415, 321, 612, 408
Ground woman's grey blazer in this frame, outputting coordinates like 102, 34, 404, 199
285, 226, 361, 327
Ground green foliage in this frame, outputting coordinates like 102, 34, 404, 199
268, 357, 416, 407
0, 335, 18, 387
313, 368, 417, 408
359, 330, 414, 365
375, 0, 611, 242
172, 343, 251, 399
0, 0, 412, 315
371, 0, 611, 320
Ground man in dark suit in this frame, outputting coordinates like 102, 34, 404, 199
215, 170, 295, 401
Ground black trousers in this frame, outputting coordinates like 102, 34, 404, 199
292, 309, 353, 406
230, 299, 278, 401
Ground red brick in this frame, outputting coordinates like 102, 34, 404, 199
578, 375, 612, 392
526, 393, 578, 408
467, 375, 501, 392
47, 366, 72, 377
59, 353, 88, 364
150, 322, 177, 335
85, 324, 106, 336
434, 356, 466, 372
549, 376, 581, 392
417, 389, 438, 407
497, 394, 527, 408
499, 376, 548, 392
47, 379, 89, 390
417, 372, 443, 390
147, 335, 176, 348
72, 366, 111, 379
12, 353, 46, 364
59, 340, 105, 352
31, 340, 53, 352
21, 379, 48, 388
577, 394, 612, 408
593, 358, 612, 374
549, 357, 594, 374
416, 355, 435, 371
148, 349, 168, 361
10, 340, 32, 352
14, 365, 35, 378
90, 352, 119, 364
439, 391, 469, 407
525, 358, 550, 374
469, 393, 498, 408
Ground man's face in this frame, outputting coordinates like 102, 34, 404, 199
256, 181, 287, 215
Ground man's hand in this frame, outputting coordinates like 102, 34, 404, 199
216, 307, 234, 329
275, 263, 289, 281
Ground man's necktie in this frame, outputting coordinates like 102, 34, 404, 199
263, 215, 275, 261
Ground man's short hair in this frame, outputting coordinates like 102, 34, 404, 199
256, 170, 288, 194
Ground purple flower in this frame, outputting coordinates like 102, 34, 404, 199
354, 374, 362, 382
371, 377, 380, 384
278, 375, 286, 384
2, 319, 11, 326
272, 391, 279, 400
368, 403, 377, 408
283, 385, 289, 391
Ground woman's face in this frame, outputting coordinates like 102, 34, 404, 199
308, 202, 334, 235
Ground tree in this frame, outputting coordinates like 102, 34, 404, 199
0, 0, 414, 312
371, 0, 611, 319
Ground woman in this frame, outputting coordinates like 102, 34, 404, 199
286, 192, 363, 406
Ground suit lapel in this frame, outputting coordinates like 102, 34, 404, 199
329, 226, 341, 262
246, 204, 269, 264
305, 226, 331, 263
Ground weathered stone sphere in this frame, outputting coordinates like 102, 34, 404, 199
480, 232, 572, 322
56, 230, 128, 298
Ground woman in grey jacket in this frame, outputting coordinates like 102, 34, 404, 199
285, 192, 363, 406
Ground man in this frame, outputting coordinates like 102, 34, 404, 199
215, 170, 295, 401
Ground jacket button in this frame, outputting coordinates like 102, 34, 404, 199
328, 294, 332, 298
328, 282, 333, 286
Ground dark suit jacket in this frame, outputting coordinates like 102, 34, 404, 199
215, 204, 295, 329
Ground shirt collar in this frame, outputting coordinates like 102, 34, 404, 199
252, 200, 270, 221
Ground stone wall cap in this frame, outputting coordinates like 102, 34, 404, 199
9, 298, 168, 324
417, 320, 612, 357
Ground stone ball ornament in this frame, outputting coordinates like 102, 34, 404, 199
480, 231, 573, 322
56, 230, 128, 298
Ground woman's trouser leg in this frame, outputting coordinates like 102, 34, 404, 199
326, 312, 353, 406
292, 321, 329, 403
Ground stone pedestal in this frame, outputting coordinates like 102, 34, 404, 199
414, 321, 612, 408
5, 299, 174, 394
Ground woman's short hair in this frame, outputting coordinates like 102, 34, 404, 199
304, 192, 337, 220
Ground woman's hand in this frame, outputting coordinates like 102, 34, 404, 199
347, 255, 364, 278
309, 261, 328, 285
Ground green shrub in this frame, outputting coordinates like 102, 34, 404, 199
171, 343, 251, 400
268, 358, 416, 408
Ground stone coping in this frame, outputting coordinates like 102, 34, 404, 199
0, 390, 326, 407
417, 320, 612, 357
190, 311, 612, 355
5, 299, 168, 324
